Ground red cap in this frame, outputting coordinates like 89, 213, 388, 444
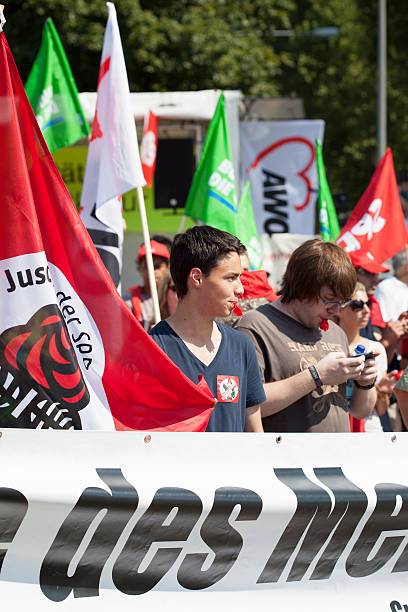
348, 250, 389, 274
137, 240, 170, 262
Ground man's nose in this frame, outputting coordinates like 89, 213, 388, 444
235, 279, 244, 296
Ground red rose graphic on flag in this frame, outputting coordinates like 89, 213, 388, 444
0, 304, 89, 429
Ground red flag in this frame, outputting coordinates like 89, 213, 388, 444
337, 148, 408, 261
140, 110, 158, 187
0, 32, 214, 432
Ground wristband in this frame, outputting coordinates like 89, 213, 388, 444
308, 365, 323, 389
354, 379, 376, 390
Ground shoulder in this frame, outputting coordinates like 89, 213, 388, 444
149, 320, 172, 337
219, 323, 258, 355
122, 285, 143, 301
236, 303, 276, 329
219, 322, 251, 345
376, 277, 396, 293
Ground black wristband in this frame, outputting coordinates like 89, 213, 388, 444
308, 365, 323, 389
354, 379, 376, 390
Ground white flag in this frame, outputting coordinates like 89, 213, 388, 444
80, 2, 145, 289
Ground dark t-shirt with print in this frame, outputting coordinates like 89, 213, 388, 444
149, 320, 266, 432
235, 303, 350, 432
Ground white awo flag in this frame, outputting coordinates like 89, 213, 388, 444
240, 120, 324, 236
80, 2, 145, 289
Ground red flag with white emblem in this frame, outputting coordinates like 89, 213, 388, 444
337, 148, 408, 262
80, 3, 145, 289
0, 30, 214, 431
140, 110, 158, 188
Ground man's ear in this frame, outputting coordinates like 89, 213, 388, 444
189, 267, 202, 288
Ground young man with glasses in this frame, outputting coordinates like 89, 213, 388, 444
235, 239, 377, 432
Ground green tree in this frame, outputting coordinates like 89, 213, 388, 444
4, 0, 408, 210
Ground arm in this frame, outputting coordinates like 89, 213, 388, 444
262, 352, 365, 418
262, 369, 316, 417
394, 388, 408, 429
374, 370, 399, 416
244, 405, 264, 432
380, 320, 405, 361
349, 386, 377, 419
348, 353, 378, 419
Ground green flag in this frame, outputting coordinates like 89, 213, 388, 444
316, 139, 340, 241
184, 93, 237, 233
236, 181, 263, 269
25, 18, 90, 152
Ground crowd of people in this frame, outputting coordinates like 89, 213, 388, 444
123, 226, 408, 434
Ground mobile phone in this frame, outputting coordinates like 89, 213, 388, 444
351, 351, 374, 360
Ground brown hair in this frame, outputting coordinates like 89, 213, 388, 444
279, 239, 356, 303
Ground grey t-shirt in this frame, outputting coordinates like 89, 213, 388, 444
235, 303, 350, 432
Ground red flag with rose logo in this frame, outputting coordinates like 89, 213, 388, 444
140, 110, 158, 187
337, 149, 408, 262
0, 30, 214, 432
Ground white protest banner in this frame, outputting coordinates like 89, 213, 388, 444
240, 120, 324, 237
0, 429, 408, 611
261, 233, 318, 290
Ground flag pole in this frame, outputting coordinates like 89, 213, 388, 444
136, 186, 161, 324
0, 5, 5, 33
178, 215, 187, 233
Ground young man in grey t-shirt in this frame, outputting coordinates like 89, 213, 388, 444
235, 239, 377, 432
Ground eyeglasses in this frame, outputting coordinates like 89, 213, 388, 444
344, 298, 372, 311
319, 295, 351, 311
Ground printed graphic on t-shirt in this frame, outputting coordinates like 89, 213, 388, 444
217, 375, 239, 403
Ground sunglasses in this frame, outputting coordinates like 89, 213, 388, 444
345, 298, 372, 311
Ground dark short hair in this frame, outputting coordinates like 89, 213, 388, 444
170, 225, 245, 298
279, 239, 356, 303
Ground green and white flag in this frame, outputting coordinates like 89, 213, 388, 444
184, 92, 237, 233
316, 139, 340, 242
236, 181, 263, 269
184, 93, 262, 268
25, 18, 90, 152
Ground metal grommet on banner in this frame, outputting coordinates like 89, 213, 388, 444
144, 434, 151, 444
276, 435, 282, 444
391, 434, 397, 443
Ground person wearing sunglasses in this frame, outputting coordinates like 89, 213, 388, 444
349, 250, 406, 363
236, 239, 377, 433
337, 282, 398, 431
